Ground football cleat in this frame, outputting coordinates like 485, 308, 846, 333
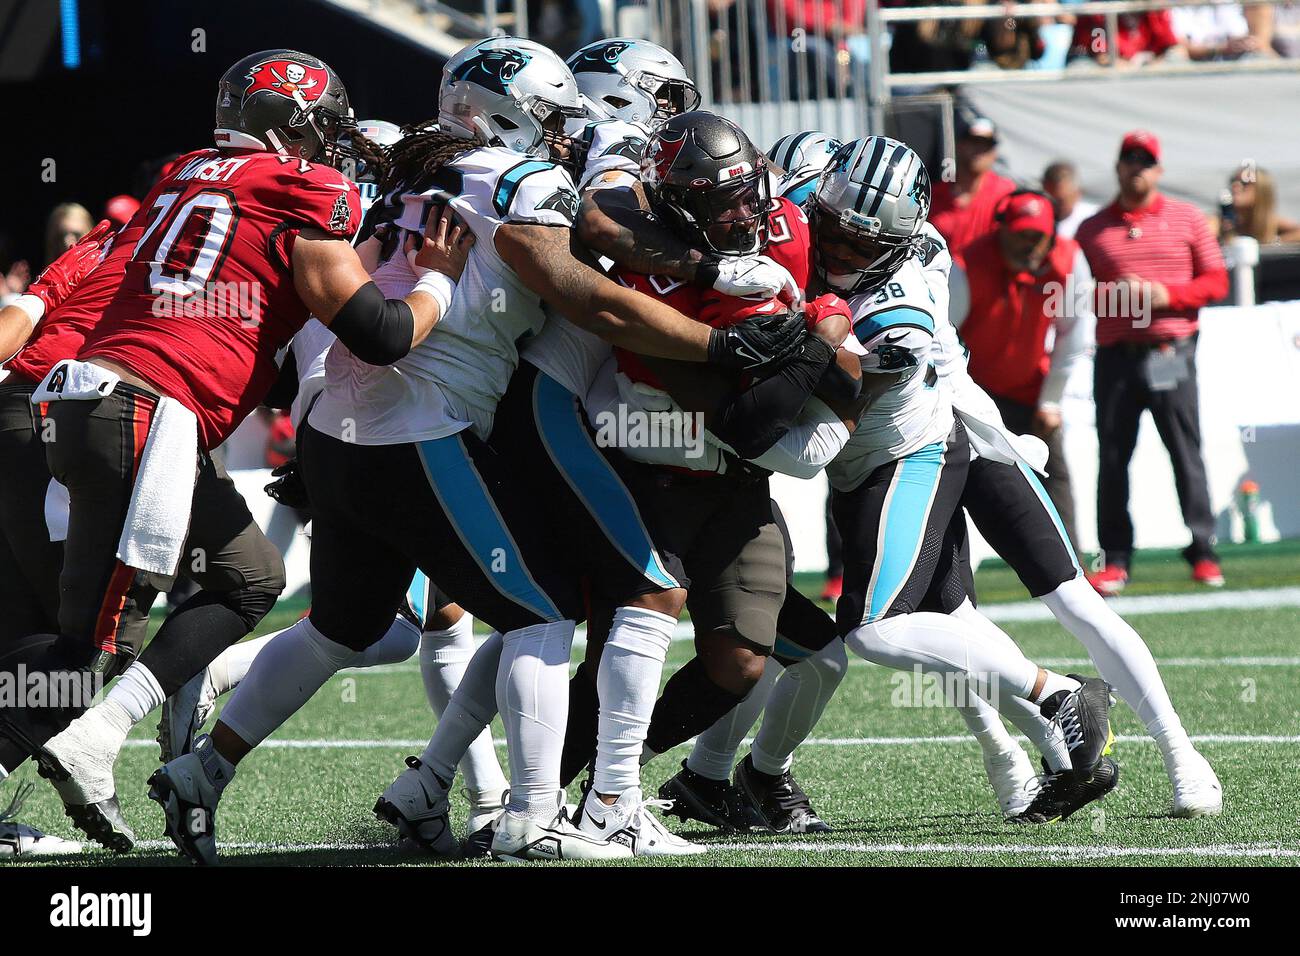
1190, 559, 1225, 588
1170, 751, 1223, 818
1086, 565, 1128, 595
157, 667, 218, 764
576, 786, 705, 856
0, 781, 83, 858
982, 746, 1040, 819
657, 760, 759, 832
734, 755, 832, 834
373, 756, 457, 857
1011, 756, 1119, 824
1039, 675, 1115, 778
38, 707, 135, 852
147, 742, 223, 865
490, 808, 632, 862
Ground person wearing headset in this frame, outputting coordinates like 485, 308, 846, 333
948, 189, 1094, 555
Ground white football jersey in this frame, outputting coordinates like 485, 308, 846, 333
826, 254, 954, 492
520, 119, 651, 399
310, 146, 579, 445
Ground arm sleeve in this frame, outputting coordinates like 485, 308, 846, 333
743, 398, 851, 479
1162, 215, 1230, 311
708, 335, 836, 459
1040, 249, 1094, 407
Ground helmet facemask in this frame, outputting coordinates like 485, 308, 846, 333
659, 166, 771, 257
811, 200, 919, 295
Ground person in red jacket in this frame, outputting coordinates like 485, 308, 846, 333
928, 111, 1017, 260
950, 189, 1094, 555
1074, 131, 1229, 593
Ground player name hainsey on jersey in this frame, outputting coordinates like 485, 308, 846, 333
171, 152, 254, 183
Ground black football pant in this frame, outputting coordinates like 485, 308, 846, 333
1094, 336, 1217, 568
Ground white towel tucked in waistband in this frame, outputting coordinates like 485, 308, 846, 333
45, 479, 69, 543
949, 373, 1050, 476
31, 359, 120, 403
117, 396, 199, 578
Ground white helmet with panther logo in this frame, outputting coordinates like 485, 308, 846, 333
812, 136, 931, 295
566, 37, 699, 130
439, 36, 585, 159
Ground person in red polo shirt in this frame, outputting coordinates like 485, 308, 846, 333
1075, 131, 1229, 594
951, 189, 1094, 555
928, 110, 1017, 260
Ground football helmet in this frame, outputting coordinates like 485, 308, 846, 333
566, 38, 699, 130
438, 37, 585, 160
810, 136, 931, 296
767, 130, 842, 206
642, 111, 771, 257
214, 49, 356, 168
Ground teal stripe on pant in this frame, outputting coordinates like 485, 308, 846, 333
865, 441, 944, 623
1017, 461, 1082, 575
416, 434, 563, 623
532, 371, 680, 591
406, 569, 429, 627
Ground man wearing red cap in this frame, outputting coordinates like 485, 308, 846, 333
951, 189, 1093, 552
1075, 131, 1229, 593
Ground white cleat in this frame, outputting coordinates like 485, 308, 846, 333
39, 707, 134, 852
147, 740, 224, 866
983, 747, 1040, 819
577, 788, 706, 857
373, 756, 457, 856
490, 809, 632, 862
158, 667, 218, 763
0, 782, 83, 858
1170, 751, 1223, 818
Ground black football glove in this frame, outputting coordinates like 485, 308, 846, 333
264, 458, 310, 512
707, 311, 808, 374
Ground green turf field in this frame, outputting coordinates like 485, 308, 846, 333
7, 542, 1299, 867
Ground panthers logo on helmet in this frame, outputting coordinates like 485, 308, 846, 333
571, 40, 632, 73
826, 141, 854, 176
908, 163, 931, 217
536, 188, 579, 223
243, 58, 329, 104
450, 49, 532, 95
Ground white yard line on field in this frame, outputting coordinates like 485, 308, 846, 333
126, 839, 1300, 861
122, 733, 1300, 750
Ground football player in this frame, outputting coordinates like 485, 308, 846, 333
3, 48, 468, 853
154, 38, 804, 865
555, 112, 856, 825
798, 138, 1119, 811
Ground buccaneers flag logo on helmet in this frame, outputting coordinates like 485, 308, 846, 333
243, 59, 330, 106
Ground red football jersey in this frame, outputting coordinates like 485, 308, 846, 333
77, 148, 361, 449
614, 196, 811, 388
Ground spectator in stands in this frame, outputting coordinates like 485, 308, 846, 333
43, 202, 93, 268
1075, 131, 1229, 594
929, 109, 1017, 258
1070, 11, 1185, 65
1042, 160, 1100, 240
949, 190, 1093, 552
763, 0, 870, 99
886, 0, 983, 74
1273, 2, 1300, 56
1174, 3, 1276, 59
983, 4, 1046, 69
1214, 166, 1300, 244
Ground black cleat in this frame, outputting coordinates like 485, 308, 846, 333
657, 760, 759, 832
1039, 675, 1115, 778
734, 754, 832, 834
35, 750, 135, 853
1011, 756, 1119, 825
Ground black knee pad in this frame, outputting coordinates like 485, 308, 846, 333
230, 586, 280, 634
773, 587, 838, 666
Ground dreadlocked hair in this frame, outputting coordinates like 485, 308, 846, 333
381, 120, 479, 196
350, 132, 391, 185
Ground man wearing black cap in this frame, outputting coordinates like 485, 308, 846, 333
929, 110, 1017, 259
